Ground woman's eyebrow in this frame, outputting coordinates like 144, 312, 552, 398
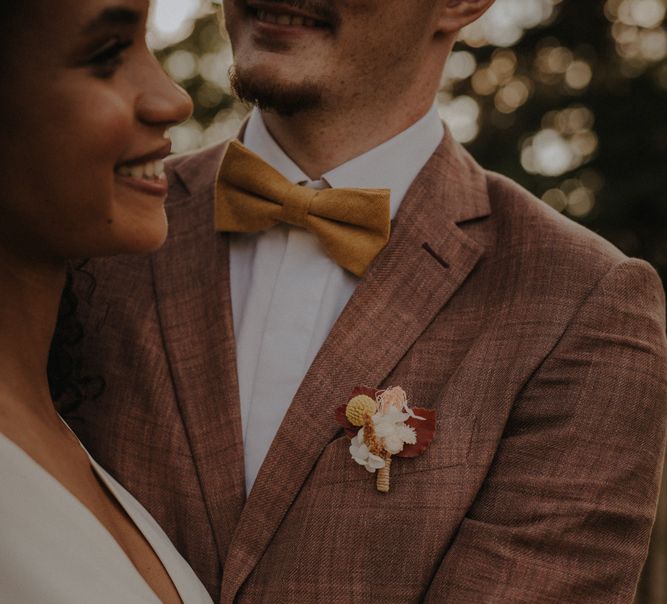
84, 6, 140, 33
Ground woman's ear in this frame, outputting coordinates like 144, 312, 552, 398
436, 0, 496, 34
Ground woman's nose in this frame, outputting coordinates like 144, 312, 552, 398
136, 55, 194, 127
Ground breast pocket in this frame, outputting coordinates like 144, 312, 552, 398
307, 414, 478, 488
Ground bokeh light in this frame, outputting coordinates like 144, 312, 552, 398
520, 105, 598, 179
461, 0, 562, 47
606, 0, 667, 73
437, 95, 481, 143
148, 0, 213, 49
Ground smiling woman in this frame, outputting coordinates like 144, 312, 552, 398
0, 2, 215, 603
0, 1, 192, 259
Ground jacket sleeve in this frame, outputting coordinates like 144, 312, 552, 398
424, 258, 667, 603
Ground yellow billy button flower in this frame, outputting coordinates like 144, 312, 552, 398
345, 394, 378, 426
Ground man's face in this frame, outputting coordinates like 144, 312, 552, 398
224, 0, 445, 115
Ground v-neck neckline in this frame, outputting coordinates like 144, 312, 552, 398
0, 427, 203, 603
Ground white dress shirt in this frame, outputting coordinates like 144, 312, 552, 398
231, 107, 444, 494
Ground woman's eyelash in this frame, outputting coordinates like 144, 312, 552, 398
89, 37, 133, 72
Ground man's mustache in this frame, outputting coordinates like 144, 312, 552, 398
244, 0, 340, 28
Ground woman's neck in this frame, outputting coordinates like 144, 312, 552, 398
0, 246, 66, 425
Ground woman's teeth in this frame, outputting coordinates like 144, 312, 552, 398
256, 10, 319, 27
116, 159, 165, 181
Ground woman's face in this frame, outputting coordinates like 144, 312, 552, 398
0, 0, 193, 262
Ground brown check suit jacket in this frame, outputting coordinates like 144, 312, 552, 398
67, 128, 667, 603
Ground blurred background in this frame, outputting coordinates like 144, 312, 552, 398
147, 1, 667, 600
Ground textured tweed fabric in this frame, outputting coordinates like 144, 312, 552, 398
68, 127, 667, 603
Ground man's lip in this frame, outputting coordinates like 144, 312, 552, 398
117, 141, 172, 168
246, 1, 332, 27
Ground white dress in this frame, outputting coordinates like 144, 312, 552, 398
0, 433, 213, 603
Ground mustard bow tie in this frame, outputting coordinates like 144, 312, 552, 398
215, 140, 391, 277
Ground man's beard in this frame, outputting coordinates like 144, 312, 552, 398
229, 66, 323, 117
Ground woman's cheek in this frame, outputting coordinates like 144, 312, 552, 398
82, 91, 136, 163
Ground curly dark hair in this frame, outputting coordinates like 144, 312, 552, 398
48, 263, 105, 415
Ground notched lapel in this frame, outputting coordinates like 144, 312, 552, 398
154, 144, 246, 573
221, 130, 492, 602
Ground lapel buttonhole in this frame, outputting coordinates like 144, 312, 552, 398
422, 242, 450, 269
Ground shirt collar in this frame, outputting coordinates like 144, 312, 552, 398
242, 106, 444, 219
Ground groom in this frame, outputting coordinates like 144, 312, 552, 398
69, 0, 667, 602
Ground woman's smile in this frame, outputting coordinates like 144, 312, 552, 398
115, 141, 172, 197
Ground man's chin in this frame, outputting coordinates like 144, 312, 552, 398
229, 66, 322, 117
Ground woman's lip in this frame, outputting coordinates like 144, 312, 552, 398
118, 141, 172, 168
116, 174, 168, 197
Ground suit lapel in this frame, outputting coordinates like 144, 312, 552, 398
221, 130, 492, 602
153, 144, 246, 573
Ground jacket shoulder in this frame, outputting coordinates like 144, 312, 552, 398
483, 169, 628, 279
466, 169, 667, 321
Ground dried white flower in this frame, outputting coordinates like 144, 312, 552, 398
372, 407, 418, 454
349, 429, 385, 473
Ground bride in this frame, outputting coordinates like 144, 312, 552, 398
0, 1, 212, 602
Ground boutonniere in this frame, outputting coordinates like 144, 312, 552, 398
335, 386, 436, 493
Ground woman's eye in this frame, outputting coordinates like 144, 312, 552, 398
89, 37, 133, 77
